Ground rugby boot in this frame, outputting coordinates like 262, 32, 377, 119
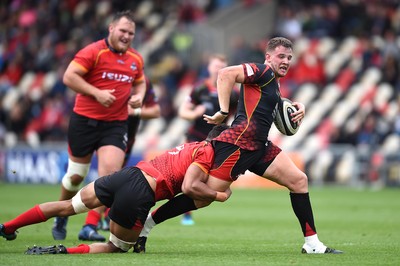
78, 224, 105, 242
181, 213, 195, 226
301, 243, 343, 254
97, 217, 110, 231
0, 224, 17, 241
25, 244, 68, 255
133, 236, 147, 253
52, 217, 68, 240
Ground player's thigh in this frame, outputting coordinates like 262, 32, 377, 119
69, 153, 92, 164
97, 145, 126, 176
262, 151, 305, 188
79, 182, 103, 209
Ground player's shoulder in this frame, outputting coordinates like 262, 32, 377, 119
193, 141, 214, 155
242, 62, 274, 82
127, 47, 144, 62
84, 39, 107, 52
242, 62, 270, 73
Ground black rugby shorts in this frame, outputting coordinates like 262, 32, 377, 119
248, 141, 282, 176
94, 167, 155, 230
68, 112, 128, 157
210, 141, 266, 181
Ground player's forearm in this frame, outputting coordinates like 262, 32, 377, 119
132, 81, 146, 102
63, 72, 98, 97
182, 180, 229, 203
178, 103, 199, 120
140, 104, 161, 119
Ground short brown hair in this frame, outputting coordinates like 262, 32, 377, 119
266, 37, 293, 53
206, 124, 229, 141
112, 10, 135, 23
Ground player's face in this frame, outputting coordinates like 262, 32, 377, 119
265, 46, 293, 78
108, 17, 135, 53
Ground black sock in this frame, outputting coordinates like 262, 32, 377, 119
290, 192, 317, 237
152, 194, 197, 224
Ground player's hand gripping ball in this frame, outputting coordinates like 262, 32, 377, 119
274, 98, 300, 136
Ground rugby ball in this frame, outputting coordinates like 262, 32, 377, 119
274, 98, 299, 136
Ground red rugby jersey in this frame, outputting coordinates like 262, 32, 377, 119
136, 141, 214, 201
71, 39, 144, 121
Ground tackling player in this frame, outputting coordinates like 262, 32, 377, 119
0, 125, 231, 254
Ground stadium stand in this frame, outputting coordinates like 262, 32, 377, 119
1, 0, 400, 187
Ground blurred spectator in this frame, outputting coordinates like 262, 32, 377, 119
1, 0, 400, 154
3, 96, 32, 145
356, 113, 379, 148
229, 35, 251, 65
381, 54, 400, 90
24, 95, 69, 145
290, 51, 325, 86
359, 36, 383, 72
177, 0, 206, 24
276, 5, 302, 40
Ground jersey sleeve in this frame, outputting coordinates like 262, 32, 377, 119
131, 51, 145, 85
72, 43, 98, 72
242, 63, 273, 85
191, 144, 214, 173
143, 78, 159, 107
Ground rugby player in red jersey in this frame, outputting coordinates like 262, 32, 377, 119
0, 126, 231, 254
51, 10, 146, 242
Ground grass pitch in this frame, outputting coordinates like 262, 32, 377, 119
0, 184, 398, 266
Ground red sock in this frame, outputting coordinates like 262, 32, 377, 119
85, 210, 101, 227
104, 208, 110, 218
66, 244, 90, 254
3, 205, 47, 234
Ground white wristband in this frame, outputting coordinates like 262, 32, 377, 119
133, 108, 142, 117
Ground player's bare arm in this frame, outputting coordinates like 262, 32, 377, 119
179, 100, 206, 120
203, 65, 244, 124
63, 62, 116, 107
181, 164, 231, 203
129, 79, 146, 109
129, 103, 161, 119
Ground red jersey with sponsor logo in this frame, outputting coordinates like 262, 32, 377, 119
72, 39, 144, 121
136, 141, 214, 201
213, 63, 280, 150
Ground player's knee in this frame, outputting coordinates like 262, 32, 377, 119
109, 233, 134, 252
100, 160, 121, 175
289, 172, 308, 193
71, 189, 90, 214
62, 159, 91, 192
